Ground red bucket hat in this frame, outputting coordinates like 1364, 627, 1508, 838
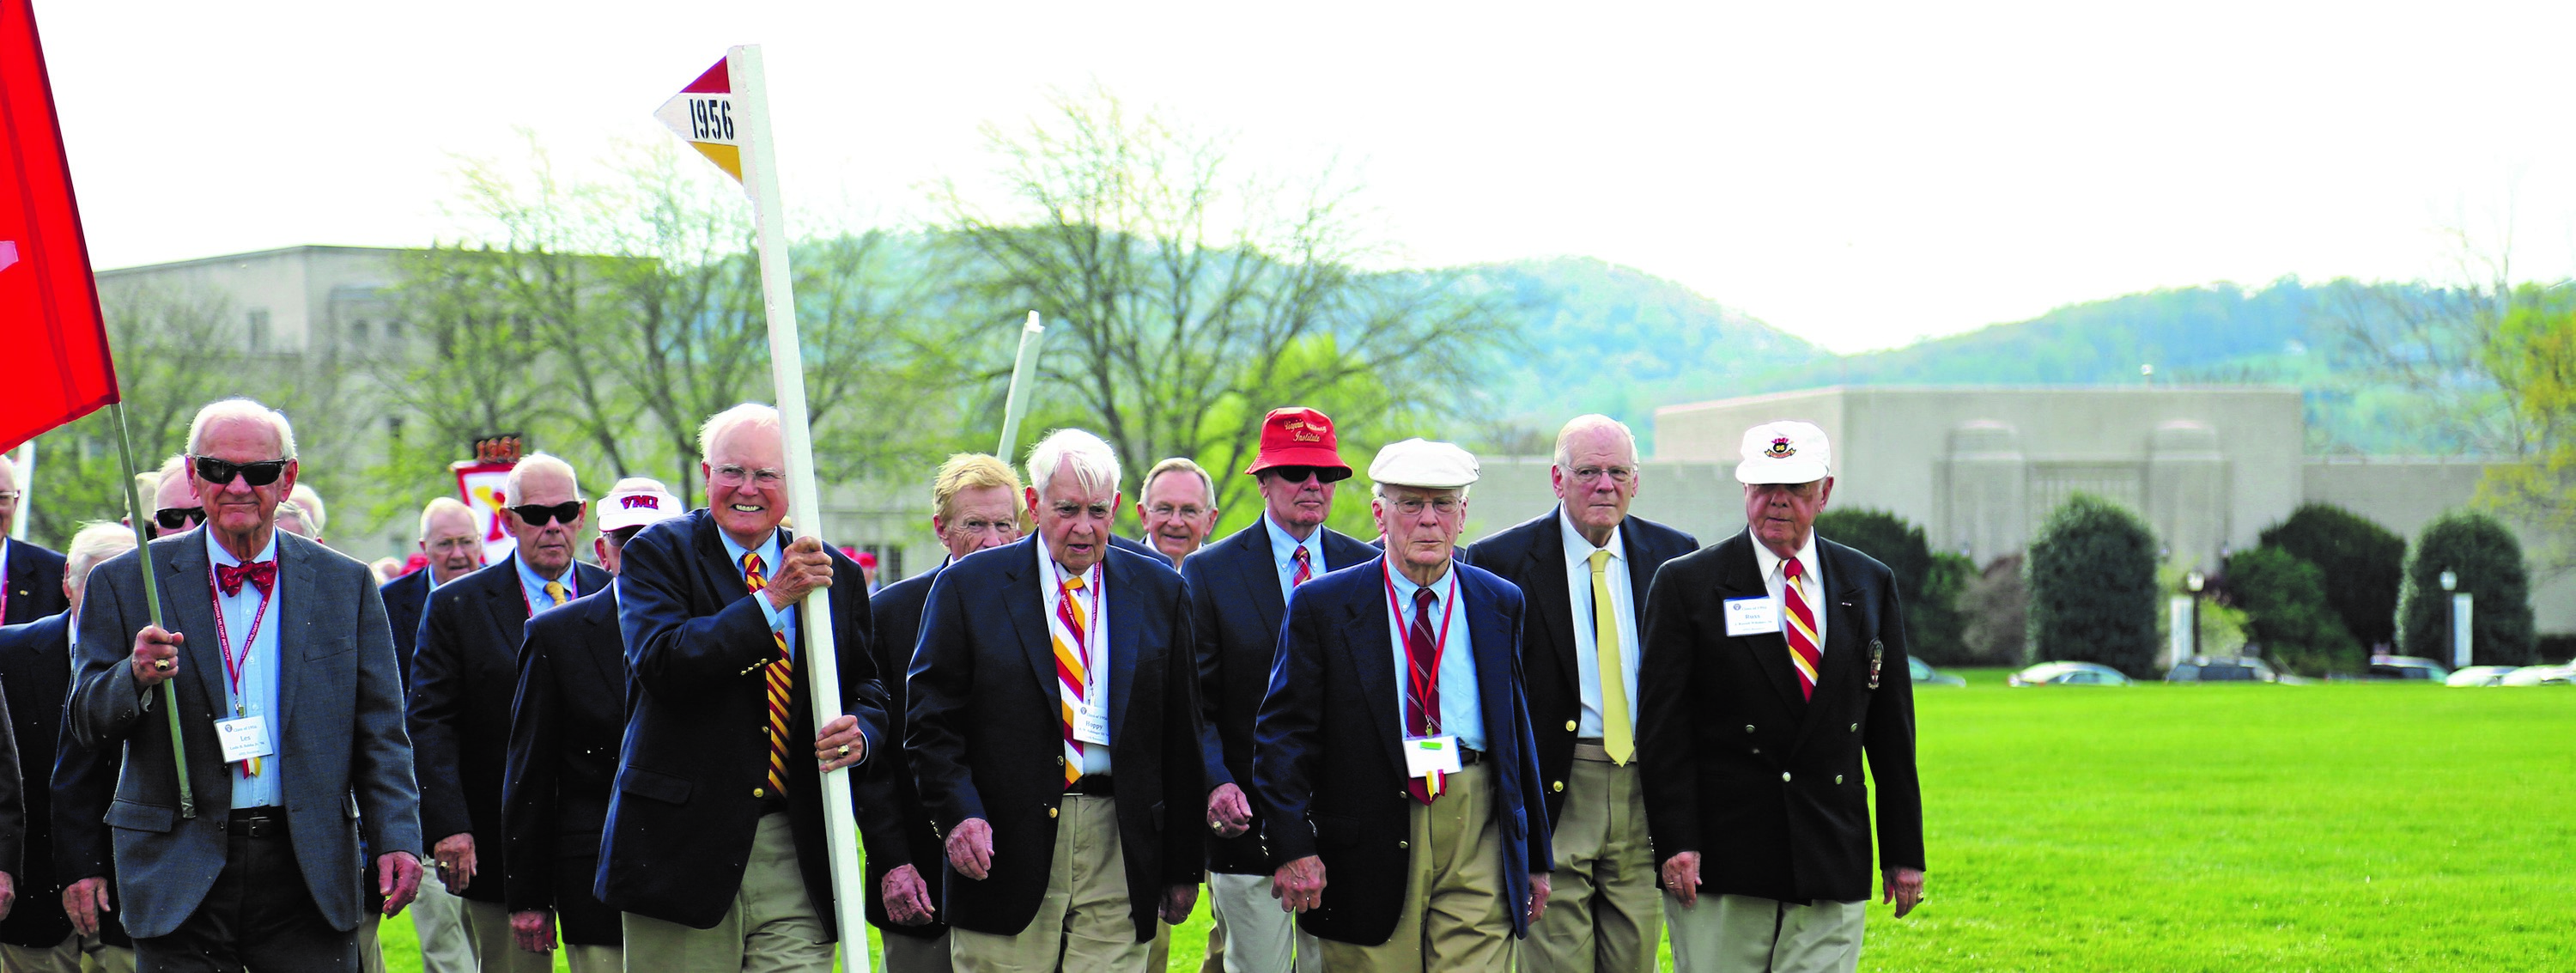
1243, 407, 1352, 482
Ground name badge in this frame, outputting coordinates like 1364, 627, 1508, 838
1724, 597, 1782, 637
1403, 734, 1462, 778
215, 715, 275, 764
1074, 700, 1111, 746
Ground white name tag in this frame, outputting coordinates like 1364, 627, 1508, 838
215, 715, 274, 764
1403, 734, 1462, 778
1724, 597, 1782, 637
1074, 700, 1111, 746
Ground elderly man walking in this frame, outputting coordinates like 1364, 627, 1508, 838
906, 429, 1206, 972
1637, 421, 1926, 973
413, 453, 612, 972
70, 397, 424, 969
0, 522, 133, 972
0, 453, 68, 625
1182, 407, 1372, 973
379, 494, 489, 973
1462, 415, 1696, 973
601, 403, 889, 972
859, 453, 1025, 973
1134, 458, 1221, 568
1253, 438, 1553, 973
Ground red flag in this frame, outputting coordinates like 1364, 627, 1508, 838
0, 0, 118, 451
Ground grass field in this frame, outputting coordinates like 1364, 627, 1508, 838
374, 672, 2576, 971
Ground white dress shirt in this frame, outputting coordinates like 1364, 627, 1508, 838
1749, 528, 1827, 654
1040, 543, 1113, 775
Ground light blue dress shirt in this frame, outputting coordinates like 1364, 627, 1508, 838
207, 530, 283, 809
1384, 563, 1484, 751
720, 529, 797, 659
1560, 510, 1640, 739
513, 552, 580, 617
1266, 514, 1328, 605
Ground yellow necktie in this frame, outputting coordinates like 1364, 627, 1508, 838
544, 581, 567, 608
1590, 550, 1632, 764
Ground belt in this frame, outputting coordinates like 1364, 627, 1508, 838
228, 806, 289, 839
1572, 739, 1613, 763
1066, 775, 1115, 797
1457, 747, 1483, 767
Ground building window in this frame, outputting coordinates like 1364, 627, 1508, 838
386, 319, 404, 341
246, 309, 271, 352
351, 319, 370, 341
387, 415, 404, 441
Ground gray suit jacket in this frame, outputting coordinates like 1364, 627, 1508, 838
68, 528, 423, 939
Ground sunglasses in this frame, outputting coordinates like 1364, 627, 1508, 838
192, 456, 291, 487
154, 507, 207, 531
1265, 465, 1347, 484
508, 502, 586, 526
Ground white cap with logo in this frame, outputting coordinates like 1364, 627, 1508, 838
598, 485, 686, 532
1734, 420, 1832, 484
1368, 438, 1480, 490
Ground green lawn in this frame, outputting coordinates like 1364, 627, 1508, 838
374, 674, 2576, 971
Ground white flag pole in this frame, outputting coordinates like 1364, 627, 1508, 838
726, 44, 872, 968
10, 438, 32, 542
996, 311, 1046, 461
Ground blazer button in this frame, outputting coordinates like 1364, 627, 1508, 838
752, 788, 766, 799
1048, 806, 1060, 818
1552, 781, 1564, 793
1850, 723, 1858, 733
1781, 772, 1792, 783
1058, 756, 1066, 767
1398, 840, 1409, 849
1835, 775, 1844, 784
1564, 720, 1577, 732
1751, 747, 1761, 755
1744, 725, 1755, 733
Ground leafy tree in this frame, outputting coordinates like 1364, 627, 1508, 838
2474, 284, 2576, 572
1813, 508, 1969, 664
2225, 545, 2363, 675
1912, 552, 1975, 666
1959, 554, 2029, 666
2257, 502, 2407, 648
2397, 510, 2535, 666
2025, 494, 2161, 676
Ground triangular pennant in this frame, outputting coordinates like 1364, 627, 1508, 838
655, 55, 743, 184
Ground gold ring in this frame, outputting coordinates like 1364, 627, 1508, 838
153, 659, 173, 672
837, 745, 851, 757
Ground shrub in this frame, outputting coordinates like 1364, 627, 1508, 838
2226, 545, 2365, 675
2026, 494, 2161, 676
1959, 554, 2029, 666
1911, 552, 1976, 666
2397, 510, 2536, 666
1814, 508, 1969, 663
2257, 503, 2407, 649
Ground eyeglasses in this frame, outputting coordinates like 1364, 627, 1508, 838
0, 491, 20, 504
1570, 465, 1636, 484
154, 507, 207, 531
508, 502, 586, 526
946, 516, 1017, 537
709, 464, 786, 488
1146, 503, 1208, 519
192, 456, 291, 487
1387, 496, 1464, 517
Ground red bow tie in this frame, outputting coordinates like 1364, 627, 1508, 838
216, 561, 276, 598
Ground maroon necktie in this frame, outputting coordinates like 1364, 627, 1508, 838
1405, 586, 1441, 805
1291, 545, 1313, 587
216, 561, 276, 597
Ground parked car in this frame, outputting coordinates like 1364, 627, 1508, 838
2445, 666, 2520, 687
2166, 656, 2279, 683
1910, 657, 1966, 686
2008, 661, 2134, 686
2500, 664, 2576, 686
2366, 655, 2449, 681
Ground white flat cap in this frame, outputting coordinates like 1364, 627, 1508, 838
598, 485, 686, 532
1368, 438, 1479, 490
1735, 420, 1832, 484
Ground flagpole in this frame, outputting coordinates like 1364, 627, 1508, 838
727, 44, 870, 967
996, 312, 1045, 462
109, 401, 194, 818
11, 439, 32, 542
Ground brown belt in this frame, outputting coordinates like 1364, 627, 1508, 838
1573, 739, 1613, 763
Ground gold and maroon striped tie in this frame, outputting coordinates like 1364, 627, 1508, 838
1783, 556, 1821, 700
741, 553, 793, 797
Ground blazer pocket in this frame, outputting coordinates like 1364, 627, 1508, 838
106, 799, 177, 834
305, 633, 355, 660
616, 765, 694, 806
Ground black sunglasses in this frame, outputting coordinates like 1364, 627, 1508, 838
192, 456, 291, 487
1265, 465, 1349, 484
154, 507, 207, 531
508, 502, 586, 527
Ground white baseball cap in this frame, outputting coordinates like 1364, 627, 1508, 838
1734, 421, 1832, 484
1367, 438, 1479, 490
598, 486, 686, 532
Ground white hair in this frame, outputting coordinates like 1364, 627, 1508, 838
289, 483, 327, 536
697, 403, 781, 461
1554, 414, 1637, 470
502, 452, 583, 503
1025, 429, 1123, 499
185, 398, 297, 459
417, 496, 475, 539
65, 522, 137, 590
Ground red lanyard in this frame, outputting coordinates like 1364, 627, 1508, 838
519, 572, 574, 617
207, 562, 275, 715
1382, 560, 1458, 728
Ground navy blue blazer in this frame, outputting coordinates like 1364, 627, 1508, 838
380, 568, 430, 693
1251, 556, 1552, 946
502, 587, 627, 946
1182, 520, 1375, 875
410, 554, 610, 903
601, 511, 887, 938
856, 566, 946, 940
906, 538, 1205, 942
0, 614, 66, 947
1111, 534, 1173, 567
1462, 508, 1697, 828
39, 614, 133, 948
3, 540, 66, 627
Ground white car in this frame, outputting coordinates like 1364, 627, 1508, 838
2500, 664, 2576, 687
2445, 666, 2520, 687
2008, 661, 2134, 687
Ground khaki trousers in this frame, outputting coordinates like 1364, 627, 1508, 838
1523, 747, 1660, 973
1315, 764, 1516, 973
1663, 892, 1862, 973
1206, 873, 1320, 973
950, 795, 1151, 972
878, 929, 950, 973
413, 878, 477, 973
359, 913, 386, 973
564, 944, 623, 973
623, 812, 834, 972
460, 897, 553, 972
5, 933, 83, 973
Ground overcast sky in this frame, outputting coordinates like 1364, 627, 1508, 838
35, 1, 2576, 353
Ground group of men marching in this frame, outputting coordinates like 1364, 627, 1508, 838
0, 393, 1923, 973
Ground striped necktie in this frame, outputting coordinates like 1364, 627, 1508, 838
1054, 574, 1091, 788
741, 553, 793, 797
1405, 586, 1443, 805
1783, 556, 1821, 700
1291, 544, 1313, 588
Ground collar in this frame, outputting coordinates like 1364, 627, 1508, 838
1267, 513, 1322, 560
1557, 507, 1626, 565
204, 527, 280, 569
1038, 537, 1103, 591
718, 527, 785, 575
514, 551, 575, 599
1386, 557, 1456, 606
1749, 528, 1821, 584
